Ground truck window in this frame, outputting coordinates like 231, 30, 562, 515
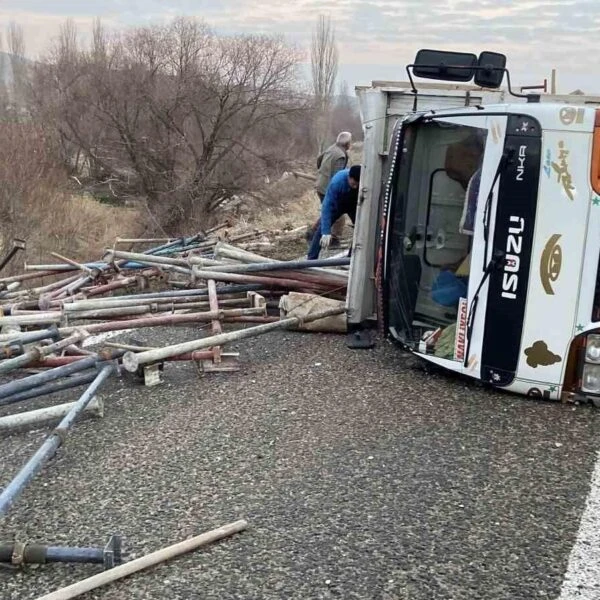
386, 120, 486, 349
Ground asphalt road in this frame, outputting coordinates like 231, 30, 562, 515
1, 327, 599, 600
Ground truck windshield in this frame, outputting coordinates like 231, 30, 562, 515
385, 119, 488, 348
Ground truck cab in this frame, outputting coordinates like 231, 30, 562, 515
347, 50, 600, 403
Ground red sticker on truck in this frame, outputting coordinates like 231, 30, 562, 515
454, 297, 468, 361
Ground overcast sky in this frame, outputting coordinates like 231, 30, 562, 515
1, 0, 599, 95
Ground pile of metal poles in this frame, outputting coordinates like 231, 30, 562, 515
0, 228, 348, 526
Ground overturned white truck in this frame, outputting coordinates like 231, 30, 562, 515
347, 49, 600, 404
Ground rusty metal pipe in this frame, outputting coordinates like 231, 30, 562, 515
58, 307, 266, 337
0, 270, 66, 284
63, 295, 248, 312
0, 330, 88, 375
191, 268, 330, 292
122, 305, 346, 371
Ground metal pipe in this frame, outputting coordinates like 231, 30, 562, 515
0, 238, 26, 273
201, 257, 350, 273
104, 249, 191, 270
50, 252, 97, 276
67, 305, 155, 320
215, 242, 347, 280
0, 364, 115, 516
0, 326, 60, 345
142, 233, 202, 255
102, 342, 217, 361
35, 520, 246, 600
207, 280, 222, 362
222, 316, 280, 323
84, 276, 139, 297
0, 270, 66, 284
46, 547, 103, 564
0, 371, 99, 406
123, 305, 346, 371
77, 283, 263, 303
63, 295, 247, 312
0, 313, 62, 326
64, 299, 249, 320
0, 326, 60, 349
0, 330, 88, 376
58, 307, 265, 337
109, 249, 189, 266
191, 268, 330, 292
0, 351, 122, 400
116, 237, 179, 244
0, 396, 103, 431
34, 275, 82, 296
0, 534, 121, 570
25, 357, 99, 367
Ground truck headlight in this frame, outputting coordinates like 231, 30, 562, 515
582, 364, 600, 394
586, 334, 600, 363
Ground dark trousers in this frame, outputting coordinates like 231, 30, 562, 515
312, 192, 344, 240
308, 209, 345, 260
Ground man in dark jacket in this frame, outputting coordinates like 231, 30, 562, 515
313, 131, 352, 245
308, 165, 361, 260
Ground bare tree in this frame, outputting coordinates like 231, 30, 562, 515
0, 32, 7, 115
6, 22, 26, 109
330, 80, 363, 142
310, 15, 338, 152
31, 17, 310, 233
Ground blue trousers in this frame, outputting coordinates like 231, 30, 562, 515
308, 209, 347, 259
307, 222, 325, 260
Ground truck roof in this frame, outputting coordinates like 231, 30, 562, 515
356, 80, 600, 105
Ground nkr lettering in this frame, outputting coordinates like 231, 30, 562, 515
516, 145, 527, 182
501, 215, 524, 300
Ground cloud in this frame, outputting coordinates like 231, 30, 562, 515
1, 0, 599, 94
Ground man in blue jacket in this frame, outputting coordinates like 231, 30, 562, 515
308, 165, 361, 260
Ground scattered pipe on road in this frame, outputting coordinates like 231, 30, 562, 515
0, 363, 116, 516
0, 534, 121, 569
0, 371, 99, 407
58, 307, 266, 337
0, 330, 89, 376
34, 520, 248, 600
0, 395, 103, 431
0, 350, 123, 401
123, 305, 345, 372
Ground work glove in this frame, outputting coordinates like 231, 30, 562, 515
320, 234, 332, 250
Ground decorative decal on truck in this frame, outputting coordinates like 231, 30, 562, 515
453, 297, 468, 361
551, 141, 575, 200
559, 107, 585, 126
539, 234, 562, 295
524, 340, 562, 368
543, 149, 551, 178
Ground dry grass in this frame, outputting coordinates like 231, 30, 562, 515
21, 194, 144, 266
0, 122, 144, 274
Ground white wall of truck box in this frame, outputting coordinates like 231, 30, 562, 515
346, 82, 600, 328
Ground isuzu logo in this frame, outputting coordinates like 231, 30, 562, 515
539, 234, 562, 295
516, 145, 527, 182
501, 215, 525, 300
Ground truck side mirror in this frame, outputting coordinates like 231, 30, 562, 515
474, 52, 506, 88
413, 49, 477, 82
